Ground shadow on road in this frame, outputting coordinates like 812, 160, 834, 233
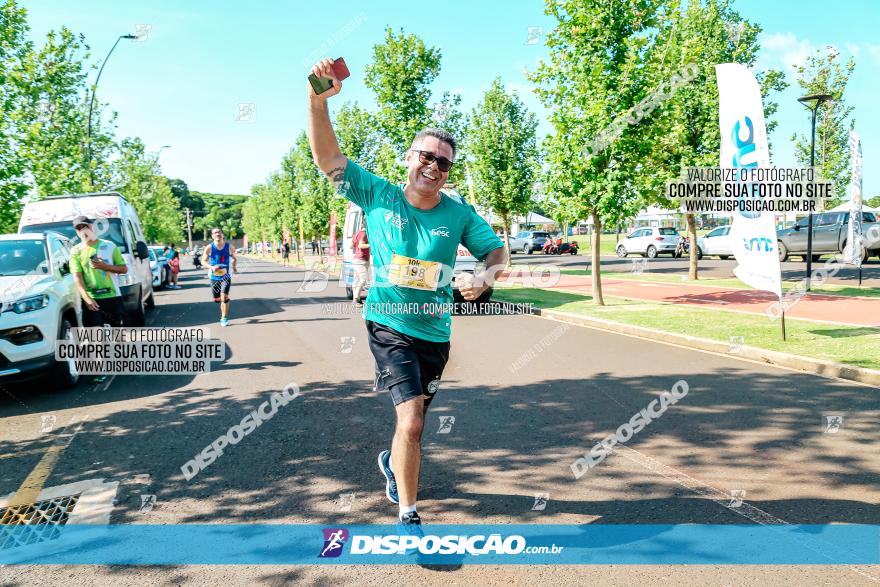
1, 365, 875, 528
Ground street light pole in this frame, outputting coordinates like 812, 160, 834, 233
797, 93, 833, 292
86, 34, 136, 189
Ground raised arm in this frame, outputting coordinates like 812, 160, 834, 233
307, 58, 347, 181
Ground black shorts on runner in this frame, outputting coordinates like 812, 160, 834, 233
211, 276, 232, 301
366, 320, 450, 407
81, 296, 125, 327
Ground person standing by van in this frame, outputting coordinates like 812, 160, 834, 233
201, 228, 237, 326
351, 227, 369, 304
69, 215, 128, 327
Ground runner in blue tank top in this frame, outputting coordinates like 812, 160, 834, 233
201, 227, 238, 326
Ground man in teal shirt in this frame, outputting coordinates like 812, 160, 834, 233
307, 57, 507, 534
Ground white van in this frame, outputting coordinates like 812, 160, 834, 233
18, 192, 155, 325
341, 190, 493, 304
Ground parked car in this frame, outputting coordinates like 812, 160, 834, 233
616, 227, 680, 258
509, 230, 551, 254
696, 226, 733, 260
18, 192, 155, 325
0, 232, 81, 388
148, 246, 172, 288
776, 211, 880, 262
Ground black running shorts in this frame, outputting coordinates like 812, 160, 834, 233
366, 320, 450, 407
211, 275, 232, 301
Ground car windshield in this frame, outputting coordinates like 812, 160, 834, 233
20, 219, 129, 253
533, 232, 550, 238
659, 227, 678, 235
0, 239, 47, 276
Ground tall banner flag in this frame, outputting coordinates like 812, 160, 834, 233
844, 130, 864, 266
715, 63, 782, 300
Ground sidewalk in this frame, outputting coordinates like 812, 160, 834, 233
503, 271, 880, 327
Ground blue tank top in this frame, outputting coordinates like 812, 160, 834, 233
208, 242, 231, 281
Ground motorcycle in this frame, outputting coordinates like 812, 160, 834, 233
542, 238, 579, 255
674, 236, 690, 258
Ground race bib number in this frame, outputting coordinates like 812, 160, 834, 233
388, 254, 440, 291
213, 267, 228, 277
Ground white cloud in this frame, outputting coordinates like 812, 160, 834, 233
759, 32, 815, 72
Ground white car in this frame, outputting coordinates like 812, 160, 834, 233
616, 227, 680, 258
149, 248, 163, 287
696, 226, 733, 260
0, 232, 81, 388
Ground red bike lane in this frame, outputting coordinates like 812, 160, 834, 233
501, 271, 880, 327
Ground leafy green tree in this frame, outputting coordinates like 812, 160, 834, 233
644, 0, 786, 279
291, 131, 342, 244
334, 102, 379, 171
468, 78, 539, 260
791, 48, 855, 205
431, 91, 468, 186
114, 138, 181, 243
0, 0, 30, 232
364, 27, 441, 156
20, 27, 116, 196
531, 0, 673, 305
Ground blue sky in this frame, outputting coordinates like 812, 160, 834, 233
21, 0, 880, 198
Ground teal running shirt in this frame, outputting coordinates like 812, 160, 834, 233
342, 159, 502, 342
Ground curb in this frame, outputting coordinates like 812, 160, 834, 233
528, 306, 880, 387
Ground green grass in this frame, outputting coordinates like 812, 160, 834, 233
494, 286, 880, 370
557, 268, 880, 298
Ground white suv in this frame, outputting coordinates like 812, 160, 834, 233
0, 232, 81, 388
616, 227, 680, 258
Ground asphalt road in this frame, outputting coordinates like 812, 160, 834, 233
511, 250, 880, 287
1, 258, 877, 585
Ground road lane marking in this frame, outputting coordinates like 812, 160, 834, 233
614, 444, 878, 581
4, 445, 65, 510
0, 448, 45, 460
2, 414, 88, 513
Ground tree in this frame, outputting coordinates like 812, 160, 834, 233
791, 47, 855, 206
334, 102, 379, 172
0, 0, 30, 232
114, 138, 181, 243
364, 27, 441, 155
431, 91, 468, 186
20, 27, 116, 197
468, 79, 539, 261
531, 0, 673, 305
290, 131, 342, 245
643, 0, 787, 279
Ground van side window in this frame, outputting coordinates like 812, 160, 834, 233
126, 220, 137, 249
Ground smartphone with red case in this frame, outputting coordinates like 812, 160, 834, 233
308, 57, 350, 95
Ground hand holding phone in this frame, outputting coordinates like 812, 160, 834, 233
308, 57, 350, 99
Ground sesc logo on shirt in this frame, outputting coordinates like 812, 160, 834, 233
430, 226, 450, 237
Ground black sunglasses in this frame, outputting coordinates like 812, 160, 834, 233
411, 149, 454, 172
